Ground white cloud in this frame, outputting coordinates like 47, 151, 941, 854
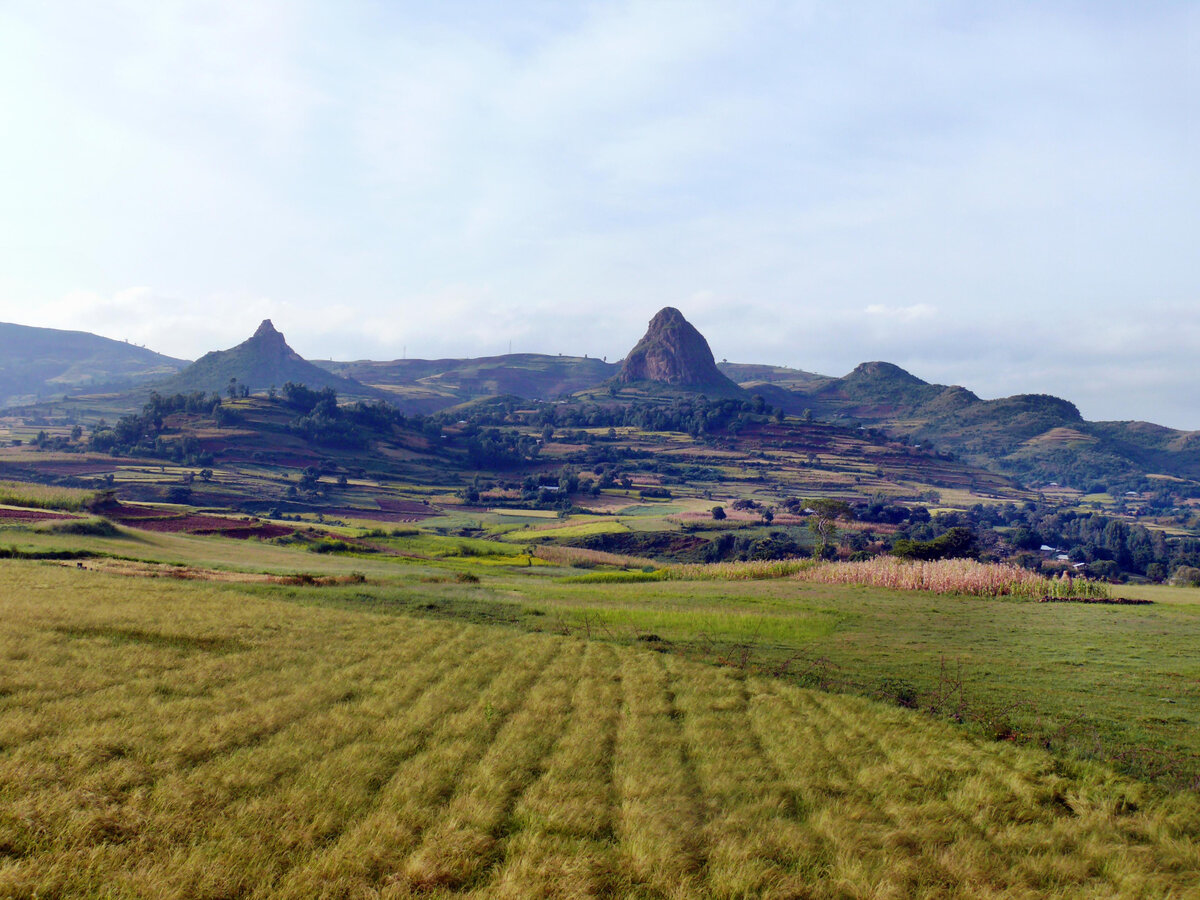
864, 304, 937, 322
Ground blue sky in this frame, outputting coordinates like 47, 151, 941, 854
1, 2, 1196, 427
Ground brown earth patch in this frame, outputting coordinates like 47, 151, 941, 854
107, 503, 178, 519
62, 559, 363, 585
105, 504, 294, 540
351, 497, 439, 522
21, 462, 115, 476
0, 507, 77, 522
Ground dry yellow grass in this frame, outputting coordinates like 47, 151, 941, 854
1, 560, 1198, 898
796, 556, 1110, 598
0, 479, 93, 511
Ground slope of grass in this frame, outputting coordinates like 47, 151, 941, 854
3, 560, 1198, 897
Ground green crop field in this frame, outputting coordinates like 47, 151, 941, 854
3, 561, 1199, 898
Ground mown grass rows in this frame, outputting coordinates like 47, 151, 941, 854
1, 562, 1198, 898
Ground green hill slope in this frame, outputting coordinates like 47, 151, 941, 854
154, 320, 376, 399
0, 322, 186, 407
786, 361, 1200, 488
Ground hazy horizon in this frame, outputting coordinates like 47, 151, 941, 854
1, 3, 1195, 428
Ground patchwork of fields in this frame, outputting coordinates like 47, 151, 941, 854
3, 563, 1198, 898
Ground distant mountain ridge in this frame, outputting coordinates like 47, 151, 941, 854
318, 353, 618, 414
0, 322, 186, 407
3, 311, 1197, 489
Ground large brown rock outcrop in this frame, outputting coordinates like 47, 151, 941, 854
617, 308, 740, 392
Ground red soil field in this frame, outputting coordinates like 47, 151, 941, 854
0, 507, 76, 522
343, 497, 440, 522
107, 504, 178, 519
108, 506, 293, 540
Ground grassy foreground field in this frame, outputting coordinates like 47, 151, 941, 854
3, 561, 1199, 898
8, 521, 1200, 789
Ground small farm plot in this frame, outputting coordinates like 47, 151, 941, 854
1, 561, 1197, 898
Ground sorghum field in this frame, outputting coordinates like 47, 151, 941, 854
2, 561, 1198, 898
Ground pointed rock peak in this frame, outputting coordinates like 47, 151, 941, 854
617, 308, 739, 391
253, 319, 282, 340
648, 307, 688, 327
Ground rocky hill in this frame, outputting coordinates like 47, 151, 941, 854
153, 320, 375, 399
615, 308, 742, 395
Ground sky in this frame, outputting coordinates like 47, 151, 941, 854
0, 1, 1196, 427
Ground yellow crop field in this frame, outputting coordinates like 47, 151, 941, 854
2, 561, 1198, 898
0, 480, 93, 511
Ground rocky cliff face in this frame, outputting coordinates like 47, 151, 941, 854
242, 319, 299, 364
617, 308, 740, 391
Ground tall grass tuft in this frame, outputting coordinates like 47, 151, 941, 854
793, 556, 1110, 599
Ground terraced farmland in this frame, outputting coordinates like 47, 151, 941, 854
2, 562, 1198, 898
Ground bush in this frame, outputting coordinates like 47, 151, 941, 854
308, 539, 363, 555
878, 676, 919, 709
0, 546, 98, 560
1171, 565, 1200, 587
638, 487, 673, 499
40, 517, 121, 537
892, 526, 977, 561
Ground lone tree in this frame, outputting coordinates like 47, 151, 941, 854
711, 505, 726, 521
805, 498, 852, 559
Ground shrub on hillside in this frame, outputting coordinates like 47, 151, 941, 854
40, 517, 121, 537
1171, 565, 1200, 587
